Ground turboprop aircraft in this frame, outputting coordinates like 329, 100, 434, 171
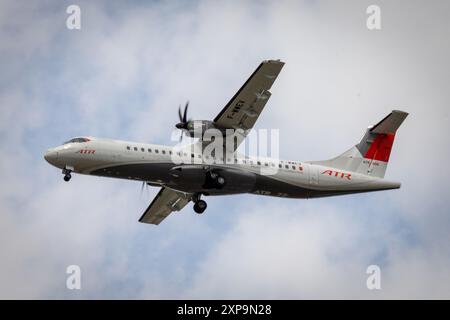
44, 60, 408, 225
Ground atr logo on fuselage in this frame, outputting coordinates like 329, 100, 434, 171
76, 149, 96, 154
321, 170, 351, 180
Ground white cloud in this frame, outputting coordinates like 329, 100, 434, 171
182, 200, 450, 299
0, 0, 449, 299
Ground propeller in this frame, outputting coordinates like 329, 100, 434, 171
175, 100, 191, 141
140, 181, 149, 197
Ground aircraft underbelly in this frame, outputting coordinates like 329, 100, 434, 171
88, 162, 400, 199
89, 162, 174, 183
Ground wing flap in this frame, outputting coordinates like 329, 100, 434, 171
139, 187, 191, 225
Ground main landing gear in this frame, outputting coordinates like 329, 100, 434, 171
192, 193, 207, 214
62, 168, 72, 182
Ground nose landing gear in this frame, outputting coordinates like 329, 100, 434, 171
192, 193, 207, 214
62, 168, 72, 182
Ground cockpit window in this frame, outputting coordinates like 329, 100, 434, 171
64, 137, 89, 144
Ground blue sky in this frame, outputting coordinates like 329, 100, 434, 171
1, 0, 450, 298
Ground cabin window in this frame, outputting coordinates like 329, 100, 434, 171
285, 165, 289, 169
169, 150, 172, 155
162, 150, 166, 154
292, 166, 296, 170
257, 161, 261, 166
191, 154, 194, 158
264, 163, 268, 167
279, 164, 282, 168
134, 147, 138, 151
155, 149, 159, 153
126, 146, 130, 150
141, 148, 145, 152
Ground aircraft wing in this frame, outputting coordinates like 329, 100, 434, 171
213, 59, 284, 150
139, 187, 192, 225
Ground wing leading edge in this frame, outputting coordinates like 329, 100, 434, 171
139, 187, 192, 225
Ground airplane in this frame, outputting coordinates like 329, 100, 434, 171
44, 59, 408, 225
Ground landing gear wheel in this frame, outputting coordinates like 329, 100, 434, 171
193, 200, 207, 214
62, 167, 73, 182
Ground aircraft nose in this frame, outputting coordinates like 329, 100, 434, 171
44, 149, 58, 164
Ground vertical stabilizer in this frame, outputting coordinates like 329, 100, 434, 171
311, 110, 408, 178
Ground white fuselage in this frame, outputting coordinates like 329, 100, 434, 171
44, 137, 400, 199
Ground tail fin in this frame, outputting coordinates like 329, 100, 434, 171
312, 110, 408, 178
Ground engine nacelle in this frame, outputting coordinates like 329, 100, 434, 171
183, 120, 228, 138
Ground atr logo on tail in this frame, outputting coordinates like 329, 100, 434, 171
321, 170, 352, 180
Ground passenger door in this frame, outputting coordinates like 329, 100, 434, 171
309, 164, 319, 185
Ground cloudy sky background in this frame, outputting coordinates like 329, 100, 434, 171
1, 0, 449, 298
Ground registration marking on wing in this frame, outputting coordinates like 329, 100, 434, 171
227, 100, 245, 119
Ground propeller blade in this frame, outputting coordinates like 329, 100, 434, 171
178, 105, 183, 122
141, 181, 151, 198
183, 101, 189, 123
176, 100, 190, 131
